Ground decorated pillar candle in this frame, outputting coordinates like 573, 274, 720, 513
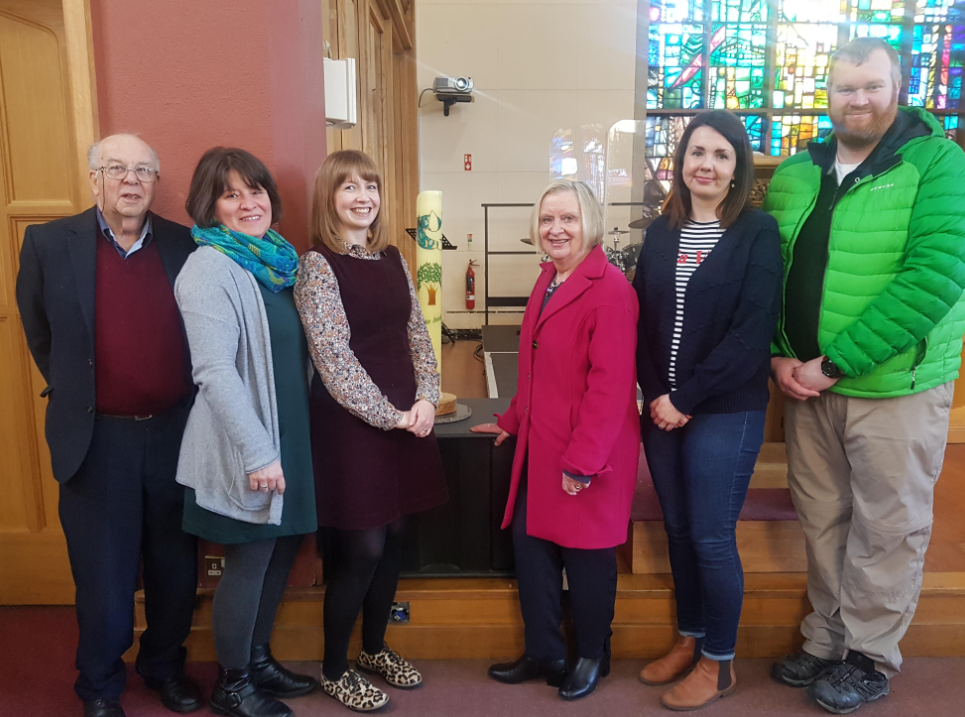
416, 190, 443, 367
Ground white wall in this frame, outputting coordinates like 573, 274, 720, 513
416, 0, 639, 328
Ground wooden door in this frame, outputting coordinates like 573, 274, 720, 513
0, 0, 97, 604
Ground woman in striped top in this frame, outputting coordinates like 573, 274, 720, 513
632, 111, 783, 710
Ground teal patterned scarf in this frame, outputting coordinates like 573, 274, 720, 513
192, 224, 298, 292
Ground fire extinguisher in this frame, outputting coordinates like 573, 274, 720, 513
466, 260, 477, 310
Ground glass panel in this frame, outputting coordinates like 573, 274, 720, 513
712, 0, 769, 22
769, 114, 833, 156
710, 23, 768, 108
779, 0, 847, 23
775, 24, 837, 109
648, 24, 707, 109
850, 22, 903, 52
943, 113, 960, 142
849, 0, 905, 23
910, 23, 965, 109
650, 0, 705, 23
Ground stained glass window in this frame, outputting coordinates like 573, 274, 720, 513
770, 115, 834, 155
647, 1, 965, 156
648, 24, 706, 109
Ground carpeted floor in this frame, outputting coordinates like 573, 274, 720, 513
3, 606, 961, 717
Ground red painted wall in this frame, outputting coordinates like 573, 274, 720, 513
89, 0, 326, 251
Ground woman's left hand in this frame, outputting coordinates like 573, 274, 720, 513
562, 473, 587, 496
407, 399, 436, 438
650, 394, 690, 431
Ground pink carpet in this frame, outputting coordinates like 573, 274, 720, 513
2, 606, 962, 716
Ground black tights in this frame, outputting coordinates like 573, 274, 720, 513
321, 517, 406, 680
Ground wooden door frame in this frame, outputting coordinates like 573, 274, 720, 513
62, 0, 99, 204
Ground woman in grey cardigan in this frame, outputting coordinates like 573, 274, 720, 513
176, 148, 317, 717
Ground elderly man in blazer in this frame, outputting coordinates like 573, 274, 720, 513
16, 134, 201, 717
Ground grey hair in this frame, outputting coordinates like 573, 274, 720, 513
830, 37, 902, 88
530, 179, 605, 254
88, 133, 161, 173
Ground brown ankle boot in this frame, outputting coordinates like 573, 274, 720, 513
639, 636, 700, 686
660, 656, 736, 711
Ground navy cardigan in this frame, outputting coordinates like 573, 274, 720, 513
632, 208, 783, 416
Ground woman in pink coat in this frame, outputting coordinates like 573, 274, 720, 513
474, 179, 639, 701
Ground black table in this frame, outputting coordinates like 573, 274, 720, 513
400, 398, 518, 577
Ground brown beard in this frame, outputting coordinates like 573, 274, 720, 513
830, 103, 898, 149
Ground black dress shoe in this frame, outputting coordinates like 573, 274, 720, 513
144, 673, 203, 713
251, 643, 319, 698
209, 666, 293, 717
83, 699, 126, 717
488, 654, 567, 686
558, 657, 607, 700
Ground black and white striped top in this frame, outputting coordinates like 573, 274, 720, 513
669, 219, 724, 388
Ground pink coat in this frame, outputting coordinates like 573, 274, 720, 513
496, 245, 640, 549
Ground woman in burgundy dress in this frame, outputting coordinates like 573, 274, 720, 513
294, 150, 447, 712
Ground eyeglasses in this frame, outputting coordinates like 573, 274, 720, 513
97, 164, 159, 182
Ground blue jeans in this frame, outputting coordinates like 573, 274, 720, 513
641, 410, 766, 660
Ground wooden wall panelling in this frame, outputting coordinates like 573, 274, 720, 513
323, 0, 418, 269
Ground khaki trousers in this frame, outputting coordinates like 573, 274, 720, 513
784, 382, 953, 677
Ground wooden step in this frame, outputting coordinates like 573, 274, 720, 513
631, 519, 808, 574
751, 442, 789, 489
129, 572, 965, 662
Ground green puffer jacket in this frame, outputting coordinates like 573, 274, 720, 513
763, 106, 965, 398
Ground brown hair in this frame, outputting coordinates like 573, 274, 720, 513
830, 36, 902, 88
311, 150, 389, 253
662, 110, 754, 230
185, 147, 282, 228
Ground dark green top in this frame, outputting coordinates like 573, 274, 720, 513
183, 285, 316, 544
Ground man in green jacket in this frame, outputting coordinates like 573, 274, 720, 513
763, 37, 965, 714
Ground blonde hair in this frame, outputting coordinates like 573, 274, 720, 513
311, 150, 389, 253
529, 179, 604, 254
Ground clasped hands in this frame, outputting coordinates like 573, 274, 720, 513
650, 394, 691, 432
771, 356, 838, 401
395, 399, 436, 438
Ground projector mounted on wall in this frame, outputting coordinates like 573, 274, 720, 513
434, 75, 474, 116
325, 57, 357, 129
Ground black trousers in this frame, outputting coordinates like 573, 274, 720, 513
512, 481, 617, 661
58, 405, 197, 701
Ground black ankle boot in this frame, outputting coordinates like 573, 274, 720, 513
250, 644, 319, 698
488, 654, 567, 686
559, 658, 605, 700
209, 666, 293, 717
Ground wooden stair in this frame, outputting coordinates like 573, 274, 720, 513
131, 572, 965, 662
129, 443, 965, 663
631, 443, 807, 574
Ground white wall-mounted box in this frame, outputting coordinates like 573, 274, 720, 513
324, 57, 357, 129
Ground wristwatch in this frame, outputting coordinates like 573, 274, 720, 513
821, 356, 843, 379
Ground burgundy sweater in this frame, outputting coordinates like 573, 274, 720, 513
94, 235, 190, 415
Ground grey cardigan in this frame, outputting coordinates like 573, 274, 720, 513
175, 247, 284, 525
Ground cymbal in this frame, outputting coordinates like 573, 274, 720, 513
628, 216, 655, 230
519, 236, 533, 245
607, 229, 629, 235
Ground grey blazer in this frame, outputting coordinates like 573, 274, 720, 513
175, 247, 284, 525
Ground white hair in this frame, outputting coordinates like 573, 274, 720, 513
88, 133, 160, 173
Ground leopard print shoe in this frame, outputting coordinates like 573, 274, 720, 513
357, 643, 423, 689
319, 669, 389, 712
